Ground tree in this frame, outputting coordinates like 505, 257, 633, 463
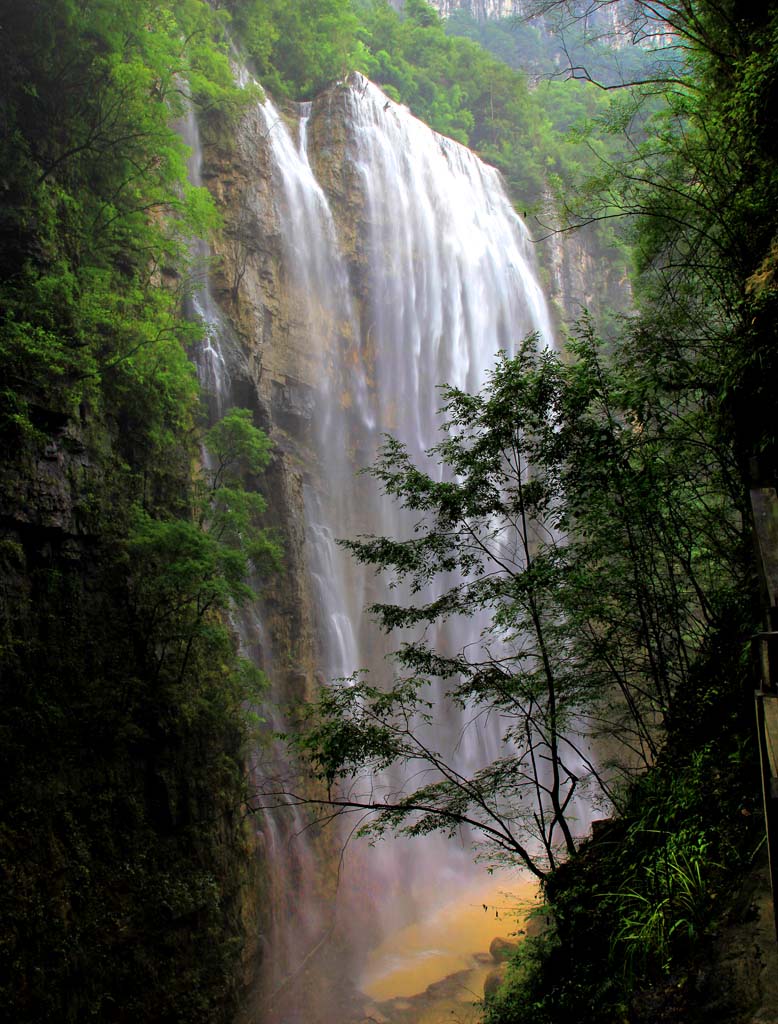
556, 321, 750, 764
128, 408, 281, 692
225, 0, 361, 99
0, 0, 246, 443
272, 311, 751, 879
275, 338, 604, 880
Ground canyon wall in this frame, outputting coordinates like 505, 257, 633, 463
421, 0, 649, 45
191, 70, 614, 1022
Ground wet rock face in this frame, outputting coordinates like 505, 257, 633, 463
197, 93, 354, 1024
197, 76, 380, 708
307, 83, 369, 271
541, 220, 633, 330
198, 97, 325, 706
430, 0, 524, 19
270, 376, 316, 434
484, 966, 507, 998
428, 0, 647, 45
202, 104, 319, 424
0, 417, 94, 538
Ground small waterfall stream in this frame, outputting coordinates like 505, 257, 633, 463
181, 104, 231, 417
181, 98, 334, 1022
256, 92, 369, 686
184, 71, 568, 1022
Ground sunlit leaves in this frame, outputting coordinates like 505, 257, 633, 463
0, 0, 243, 442
204, 407, 274, 483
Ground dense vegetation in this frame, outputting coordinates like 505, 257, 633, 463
0, 1, 276, 1019
286, 1, 777, 1022
3, 0, 777, 1021
499, 6, 778, 1014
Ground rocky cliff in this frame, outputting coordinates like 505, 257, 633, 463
541, 217, 632, 331
423, 0, 649, 45
0, 372, 260, 1024
192, 70, 580, 1022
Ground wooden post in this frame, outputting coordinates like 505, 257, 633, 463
750, 487, 778, 614
750, 487, 778, 943
755, 692, 778, 943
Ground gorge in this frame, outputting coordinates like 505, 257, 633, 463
2, 3, 776, 1024
191, 66, 569, 1023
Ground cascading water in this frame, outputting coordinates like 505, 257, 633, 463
260, 74, 562, 1008
180, 105, 232, 417
186, 67, 574, 1022
181, 94, 335, 1024
340, 74, 556, 745
344, 77, 554, 435
309, 78, 561, 996
255, 92, 369, 686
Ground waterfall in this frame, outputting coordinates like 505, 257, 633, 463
180, 105, 232, 417
186, 69, 564, 1021
256, 92, 369, 684
181, 97, 334, 1024
273, 74, 557, 1015
315, 78, 560, 965
345, 78, 554, 437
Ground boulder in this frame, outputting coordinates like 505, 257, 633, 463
484, 966, 506, 999
489, 936, 519, 962
525, 910, 554, 939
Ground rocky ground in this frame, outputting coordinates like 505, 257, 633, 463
705, 853, 778, 1024
626, 851, 778, 1024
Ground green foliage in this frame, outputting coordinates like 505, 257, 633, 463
204, 406, 274, 483
484, 733, 759, 1024
226, 0, 361, 99
483, 930, 563, 1024
0, 2, 274, 1020
1, 401, 278, 1021
293, 672, 418, 784
0, 0, 245, 441
555, 319, 752, 771
127, 408, 281, 690
291, 338, 586, 878
481, 4, 778, 1017
292, 309, 751, 880
294, 339, 606, 876
610, 844, 714, 978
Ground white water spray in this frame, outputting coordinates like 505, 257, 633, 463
317, 78, 561, 951
186, 68, 579, 1021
